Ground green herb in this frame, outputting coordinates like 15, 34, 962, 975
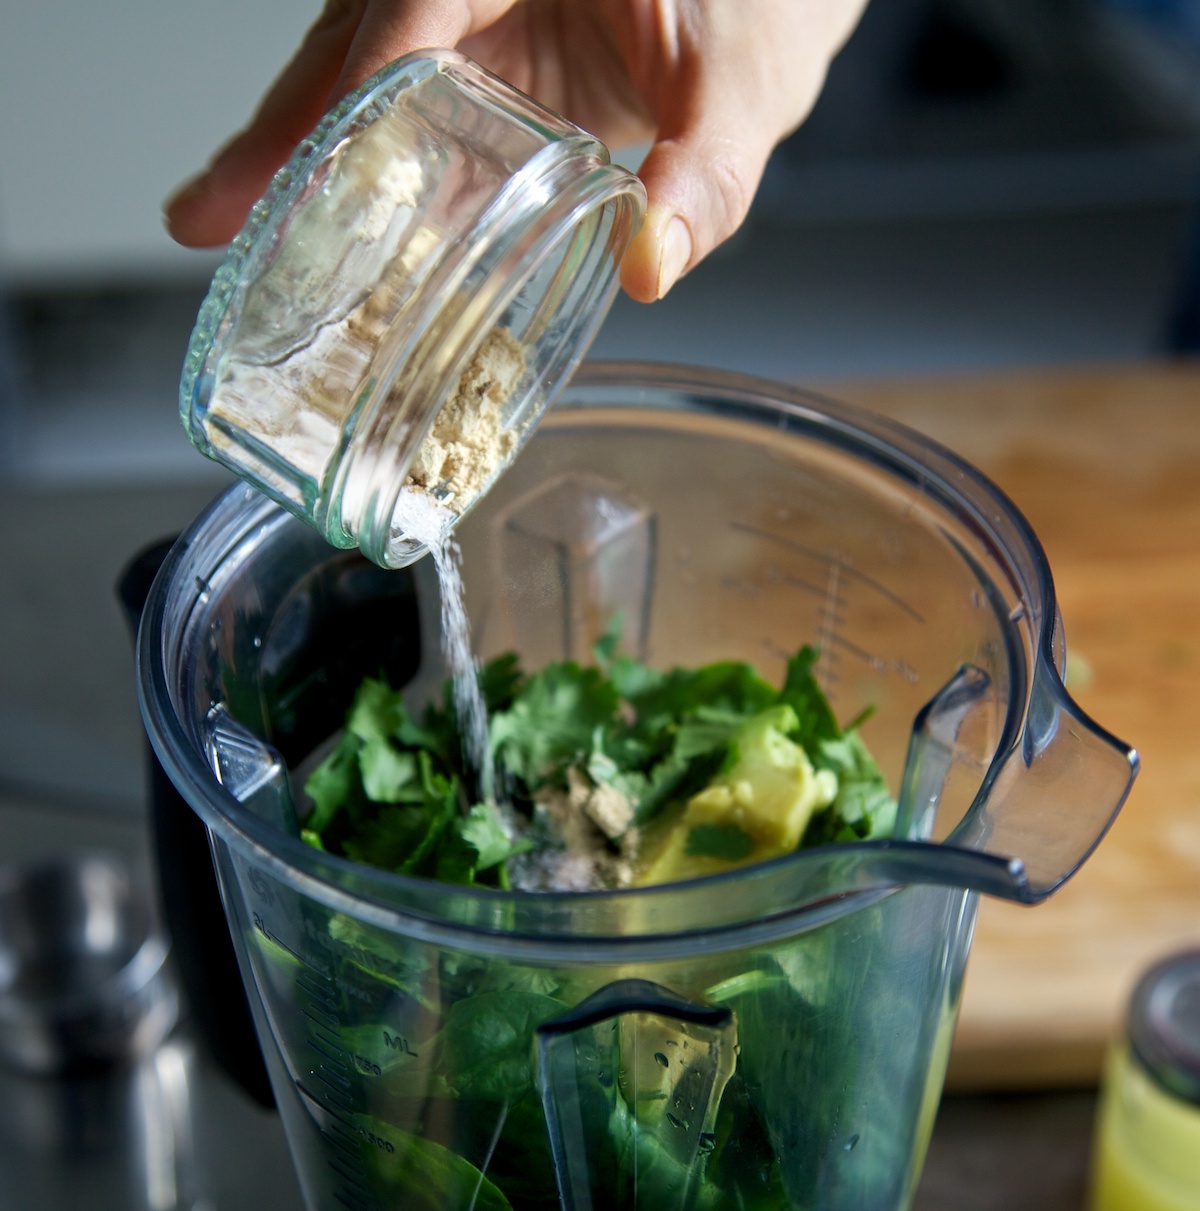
273, 635, 904, 1210
300, 640, 895, 888
685, 822, 756, 861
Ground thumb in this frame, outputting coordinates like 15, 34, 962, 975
619, 130, 772, 304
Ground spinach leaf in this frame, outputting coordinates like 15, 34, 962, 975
366, 1128, 514, 1211
438, 990, 568, 1101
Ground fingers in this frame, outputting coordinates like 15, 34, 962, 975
164, 0, 367, 247
619, 0, 863, 303
331, 0, 486, 98
619, 129, 778, 305
329, 0, 526, 104
163, 0, 500, 248
164, 0, 864, 308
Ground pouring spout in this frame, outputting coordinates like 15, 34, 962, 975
898, 662, 1138, 905
895, 663, 994, 844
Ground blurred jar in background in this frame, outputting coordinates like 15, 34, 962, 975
1090, 950, 1200, 1211
0, 853, 197, 1211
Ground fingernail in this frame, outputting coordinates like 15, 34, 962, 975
657, 216, 693, 299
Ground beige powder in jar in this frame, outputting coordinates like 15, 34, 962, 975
406, 327, 526, 509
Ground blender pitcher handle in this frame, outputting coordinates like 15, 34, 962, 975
934, 658, 1138, 905
536, 979, 737, 1211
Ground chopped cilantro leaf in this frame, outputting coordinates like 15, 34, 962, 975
779, 645, 841, 747
458, 803, 528, 872
358, 739, 422, 803
303, 730, 361, 831
298, 635, 895, 887
488, 662, 619, 787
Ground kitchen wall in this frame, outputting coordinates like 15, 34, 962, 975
0, 0, 302, 283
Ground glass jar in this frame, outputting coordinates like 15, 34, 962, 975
180, 49, 645, 568
1090, 950, 1200, 1211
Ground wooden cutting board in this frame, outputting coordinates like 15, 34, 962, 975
822, 361, 1200, 1091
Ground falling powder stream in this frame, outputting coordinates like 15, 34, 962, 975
392, 487, 492, 800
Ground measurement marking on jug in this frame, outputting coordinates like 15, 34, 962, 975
294, 967, 336, 993
298, 1085, 381, 1211
329, 1175, 372, 1211
297, 973, 337, 1002
300, 1058, 353, 1107
720, 575, 763, 600
816, 561, 843, 691
383, 1030, 419, 1056
311, 1062, 354, 1097
325, 1122, 362, 1157
333, 1195, 372, 1211
354, 1054, 383, 1076
330, 1181, 372, 1211
328, 1136, 371, 1178
254, 915, 337, 990
327, 1159, 367, 1198
310, 1055, 352, 1103
305, 1018, 348, 1054
297, 1081, 359, 1130
827, 632, 919, 683
308, 1015, 347, 1054
328, 1151, 369, 1182
826, 632, 886, 672
360, 1129, 396, 1153
765, 566, 849, 609
300, 988, 344, 1028
312, 1089, 356, 1121
297, 1080, 385, 1211
302, 1004, 342, 1032
309, 1038, 352, 1072
730, 523, 926, 621
327, 1155, 368, 1195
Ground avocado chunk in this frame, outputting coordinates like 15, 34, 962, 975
635, 705, 838, 885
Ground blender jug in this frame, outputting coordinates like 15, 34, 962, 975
135, 363, 1137, 1211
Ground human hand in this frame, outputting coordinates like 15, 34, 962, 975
164, 0, 868, 302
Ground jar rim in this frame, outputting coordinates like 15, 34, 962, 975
344, 147, 645, 566
1128, 949, 1200, 1105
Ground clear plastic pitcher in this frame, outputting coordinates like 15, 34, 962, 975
135, 363, 1137, 1211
